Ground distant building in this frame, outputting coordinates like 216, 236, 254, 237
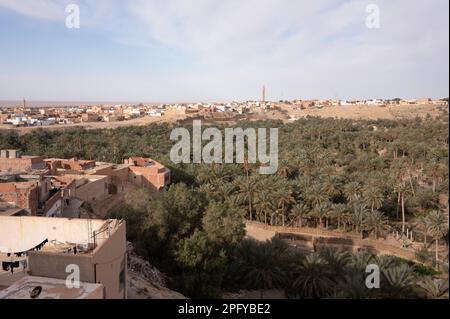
366, 99, 383, 106
0, 150, 46, 171
46, 158, 96, 171
124, 157, 171, 191
0, 181, 39, 215
81, 113, 100, 122
417, 97, 431, 104
102, 114, 124, 122
150, 109, 164, 117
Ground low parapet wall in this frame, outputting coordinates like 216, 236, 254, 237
245, 222, 418, 262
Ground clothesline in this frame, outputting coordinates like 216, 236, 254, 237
1, 239, 48, 275
0, 238, 49, 257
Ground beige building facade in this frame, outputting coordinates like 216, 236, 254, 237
0, 216, 127, 299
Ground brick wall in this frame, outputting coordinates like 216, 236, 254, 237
0, 182, 39, 215
0, 157, 45, 171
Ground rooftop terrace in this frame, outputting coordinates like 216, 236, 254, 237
0, 216, 122, 255
0, 275, 103, 299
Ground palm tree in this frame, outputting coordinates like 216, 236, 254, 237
234, 176, 259, 221
289, 202, 309, 227
331, 271, 373, 299
349, 251, 374, 271
274, 184, 295, 226
318, 247, 350, 277
350, 203, 370, 236
216, 182, 236, 201
322, 176, 342, 201
418, 277, 449, 299
330, 203, 350, 231
297, 151, 314, 182
291, 253, 335, 298
364, 210, 388, 239
416, 215, 430, 245
424, 160, 446, 194
303, 184, 328, 207
277, 159, 294, 178
372, 255, 398, 272
310, 202, 332, 228
363, 187, 384, 212
254, 190, 276, 225
343, 182, 362, 204
425, 210, 448, 269
394, 181, 409, 234
197, 183, 215, 198
237, 239, 289, 298
381, 264, 417, 298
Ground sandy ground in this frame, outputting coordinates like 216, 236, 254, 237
279, 103, 446, 122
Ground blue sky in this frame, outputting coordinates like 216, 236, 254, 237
0, 0, 448, 102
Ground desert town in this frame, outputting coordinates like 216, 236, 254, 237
1, 96, 448, 130
0, 94, 449, 299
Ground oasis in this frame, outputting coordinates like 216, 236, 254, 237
170, 120, 278, 174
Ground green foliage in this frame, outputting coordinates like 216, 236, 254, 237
3, 115, 449, 299
202, 201, 246, 245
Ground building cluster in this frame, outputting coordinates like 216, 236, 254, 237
0, 103, 167, 127
0, 101, 269, 127
0, 150, 170, 217
1, 97, 447, 127
285, 97, 448, 109
0, 150, 171, 299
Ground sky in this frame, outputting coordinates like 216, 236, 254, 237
0, 0, 448, 102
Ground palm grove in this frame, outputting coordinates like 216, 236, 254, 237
1, 110, 448, 298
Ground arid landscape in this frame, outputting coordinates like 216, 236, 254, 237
280, 103, 446, 121
0, 103, 446, 135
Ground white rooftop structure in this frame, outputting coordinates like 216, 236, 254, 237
0, 276, 103, 299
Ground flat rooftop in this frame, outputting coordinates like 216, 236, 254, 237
0, 205, 25, 217
0, 276, 103, 299
0, 216, 123, 255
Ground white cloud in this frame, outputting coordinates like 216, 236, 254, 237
0, 0, 65, 21
0, 0, 448, 100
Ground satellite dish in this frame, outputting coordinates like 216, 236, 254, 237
30, 286, 42, 299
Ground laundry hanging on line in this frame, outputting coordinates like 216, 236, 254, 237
0, 238, 49, 257
13, 239, 49, 256
2, 261, 20, 274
